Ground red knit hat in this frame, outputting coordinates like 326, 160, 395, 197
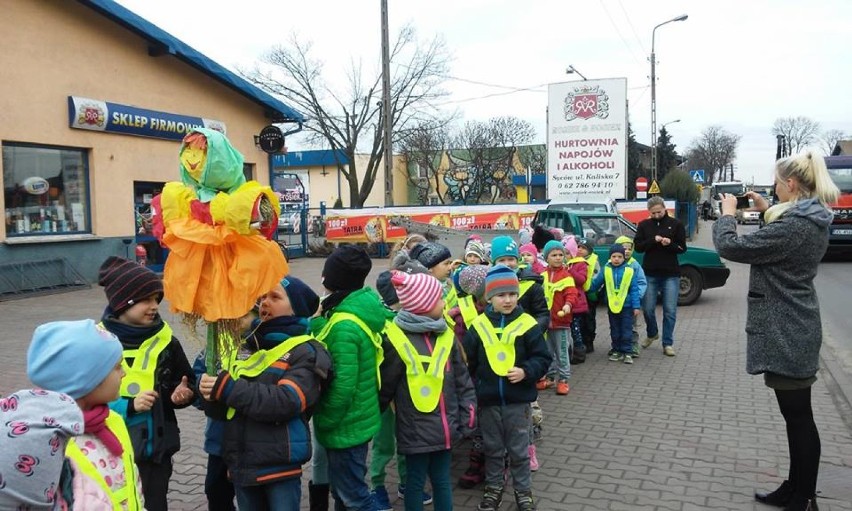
98, 256, 163, 315
390, 271, 443, 315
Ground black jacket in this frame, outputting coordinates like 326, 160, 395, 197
633, 213, 687, 277
462, 307, 552, 407
517, 266, 550, 333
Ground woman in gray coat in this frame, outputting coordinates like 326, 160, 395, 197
712, 151, 839, 511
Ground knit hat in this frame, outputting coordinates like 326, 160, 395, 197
27, 319, 124, 400
465, 241, 489, 264
0, 389, 83, 510
532, 224, 555, 251
518, 227, 533, 246
465, 234, 483, 250
490, 235, 519, 262
409, 242, 451, 269
562, 236, 579, 258
519, 242, 538, 258
281, 276, 320, 318
577, 237, 594, 253
98, 256, 163, 315
548, 227, 565, 240
322, 245, 372, 291
390, 271, 443, 314
485, 264, 519, 301
615, 235, 634, 246
609, 244, 626, 256
376, 270, 399, 306
543, 240, 565, 259
458, 264, 489, 300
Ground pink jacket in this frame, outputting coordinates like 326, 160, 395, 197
67, 433, 145, 510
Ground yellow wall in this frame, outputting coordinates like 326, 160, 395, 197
0, 0, 275, 240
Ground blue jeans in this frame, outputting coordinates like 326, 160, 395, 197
235, 477, 300, 511
312, 425, 330, 485
328, 442, 375, 511
608, 310, 634, 354
404, 450, 452, 511
642, 275, 679, 347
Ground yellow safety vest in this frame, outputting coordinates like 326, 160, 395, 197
583, 253, 599, 291
518, 280, 534, 299
316, 313, 384, 388
65, 411, 142, 510
470, 313, 538, 376
102, 322, 171, 398
457, 295, 480, 328
443, 285, 458, 316
542, 272, 575, 310
604, 266, 635, 314
223, 334, 313, 419
384, 322, 454, 413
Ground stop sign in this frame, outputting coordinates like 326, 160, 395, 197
636, 177, 648, 191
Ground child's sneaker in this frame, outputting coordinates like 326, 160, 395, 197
371, 486, 393, 511
458, 450, 485, 489
514, 489, 537, 511
535, 377, 554, 390
398, 484, 433, 505
608, 352, 623, 362
631, 341, 640, 357
556, 380, 570, 395
529, 444, 539, 472
477, 485, 504, 511
623, 354, 634, 365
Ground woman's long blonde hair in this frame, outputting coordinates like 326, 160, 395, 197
764, 151, 840, 223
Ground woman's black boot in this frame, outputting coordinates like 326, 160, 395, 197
783, 495, 818, 511
755, 480, 793, 507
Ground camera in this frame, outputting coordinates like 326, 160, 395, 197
735, 195, 751, 209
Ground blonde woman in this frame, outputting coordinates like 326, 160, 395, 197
713, 151, 839, 511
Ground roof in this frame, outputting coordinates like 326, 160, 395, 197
78, 0, 305, 123
832, 140, 852, 156
273, 149, 350, 168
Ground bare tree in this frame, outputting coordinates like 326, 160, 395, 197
246, 26, 450, 208
818, 128, 847, 155
686, 126, 741, 185
397, 118, 453, 204
772, 116, 821, 154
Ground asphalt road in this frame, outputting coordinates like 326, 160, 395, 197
815, 260, 852, 375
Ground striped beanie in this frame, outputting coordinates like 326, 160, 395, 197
390, 270, 443, 315
98, 256, 163, 315
465, 241, 489, 264
485, 264, 519, 300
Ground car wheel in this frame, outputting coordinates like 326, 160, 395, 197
678, 266, 703, 306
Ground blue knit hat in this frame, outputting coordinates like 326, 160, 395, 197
543, 239, 565, 259
485, 264, 519, 300
27, 320, 123, 400
281, 276, 320, 318
490, 236, 519, 262
409, 242, 452, 269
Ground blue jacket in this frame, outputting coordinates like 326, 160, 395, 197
589, 262, 643, 311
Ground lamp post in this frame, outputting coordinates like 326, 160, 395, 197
565, 64, 588, 80
650, 14, 688, 183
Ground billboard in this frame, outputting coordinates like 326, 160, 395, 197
547, 78, 628, 200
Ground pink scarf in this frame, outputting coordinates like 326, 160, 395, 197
83, 405, 124, 457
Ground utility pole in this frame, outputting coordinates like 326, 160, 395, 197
380, 0, 393, 206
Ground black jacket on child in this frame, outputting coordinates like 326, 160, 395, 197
462, 306, 552, 407
517, 266, 550, 333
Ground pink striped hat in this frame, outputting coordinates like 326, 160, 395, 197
390, 271, 443, 315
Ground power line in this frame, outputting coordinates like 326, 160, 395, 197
617, 0, 647, 54
598, 0, 644, 68
434, 83, 549, 106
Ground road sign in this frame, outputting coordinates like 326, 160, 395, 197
690, 169, 705, 183
648, 180, 661, 194
637, 191, 648, 199
636, 177, 648, 192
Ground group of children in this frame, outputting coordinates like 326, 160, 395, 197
1, 224, 650, 511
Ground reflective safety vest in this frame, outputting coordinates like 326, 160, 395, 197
457, 295, 479, 328
66, 411, 142, 510
107, 322, 171, 398
384, 322, 454, 413
470, 314, 538, 376
518, 280, 534, 299
443, 285, 458, 316
604, 266, 635, 314
542, 272, 575, 310
316, 312, 384, 388
583, 253, 599, 291
223, 334, 313, 419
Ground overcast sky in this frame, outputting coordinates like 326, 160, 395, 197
116, 0, 850, 185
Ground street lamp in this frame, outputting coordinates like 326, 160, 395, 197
662, 119, 681, 130
650, 14, 688, 183
565, 65, 587, 81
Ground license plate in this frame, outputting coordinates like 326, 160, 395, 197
834, 229, 852, 236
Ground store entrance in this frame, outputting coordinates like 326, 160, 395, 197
133, 181, 168, 272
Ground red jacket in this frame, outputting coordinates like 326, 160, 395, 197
566, 260, 590, 314
544, 266, 579, 328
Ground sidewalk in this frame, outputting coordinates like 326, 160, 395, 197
1, 231, 851, 510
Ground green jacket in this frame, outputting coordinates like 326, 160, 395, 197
311, 288, 392, 449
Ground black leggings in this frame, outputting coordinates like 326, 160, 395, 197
775, 387, 820, 498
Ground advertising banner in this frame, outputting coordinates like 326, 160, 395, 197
547, 78, 628, 200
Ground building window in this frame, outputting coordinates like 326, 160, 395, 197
243, 163, 254, 181
3, 143, 90, 236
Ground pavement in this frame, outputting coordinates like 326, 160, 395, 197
1, 221, 852, 510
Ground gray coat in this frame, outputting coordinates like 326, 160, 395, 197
712, 199, 833, 379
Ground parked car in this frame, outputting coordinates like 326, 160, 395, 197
735, 209, 760, 224
532, 209, 730, 305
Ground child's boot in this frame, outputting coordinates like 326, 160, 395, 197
514, 489, 537, 511
477, 485, 504, 511
308, 481, 330, 511
572, 344, 586, 363
529, 444, 540, 472
458, 449, 485, 489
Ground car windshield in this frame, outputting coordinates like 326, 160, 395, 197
828, 166, 852, 193
547, 203, 609, 212
578, 216, 635, 247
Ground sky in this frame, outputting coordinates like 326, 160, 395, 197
115, 0, 851, 186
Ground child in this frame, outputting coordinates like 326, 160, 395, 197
408, 241, 456, 315
0, 389, 83, 510
198, 276, 332, 510
380, 271, 476, 511
562, 237, 590, 364
463, 266, 551, 511
490, 236, 549, 335
576, 238, 601, 354
519, 243, 546, 274
464, 240, 490, 266
540, 240, 580, 395
589, 245, 643, 364
311, 245, 392, 510
97, 256, 196, 511
27, 319, 145, 509
615, 235, 648, 358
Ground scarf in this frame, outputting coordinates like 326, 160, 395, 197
321, 290, 354, 317
83, 405, 123, 457
251, 316, 310, 350
394, 310, 448, 333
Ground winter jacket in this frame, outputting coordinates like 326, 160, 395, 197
633, 212, 687, 277
589, 262, 643, 312
379, 327, 476, 454
208, 316, 333, 486
103, 315, 195, 464
566, 259, 590, 313
517, 266, 550, 333
192, 351, 225, 457
463, 306, 552, 407
311, 288, 393, 449
65, 433, 146, 511
712, 199, 832, 379
543, 266, 578, 328
447, 299, 487, 364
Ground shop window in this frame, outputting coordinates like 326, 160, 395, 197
243, 163, 254, 181
3, 143, 90, 236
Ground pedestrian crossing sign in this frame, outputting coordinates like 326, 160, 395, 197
648, 180, 661, 194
